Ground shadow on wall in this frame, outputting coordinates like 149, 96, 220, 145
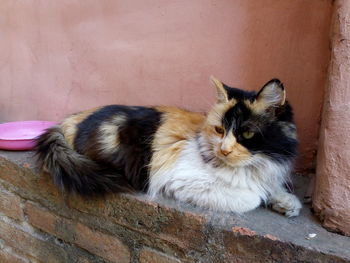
0, 0, 332, 170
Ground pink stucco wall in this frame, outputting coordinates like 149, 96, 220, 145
0, 0, 332, 169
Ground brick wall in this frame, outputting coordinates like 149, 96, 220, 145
0, 153, 348, 263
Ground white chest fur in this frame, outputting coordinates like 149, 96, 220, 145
148, 138, 289, 213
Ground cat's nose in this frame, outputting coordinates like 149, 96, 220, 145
221, 149, 232, 156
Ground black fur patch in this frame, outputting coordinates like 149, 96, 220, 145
223, 84, 256, 101
35, 127, 133, 196
222, 86, 298, 164
35, 106, 162, 196
74, 105, 162, 192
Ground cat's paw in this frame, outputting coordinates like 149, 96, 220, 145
271, 193, 302, 217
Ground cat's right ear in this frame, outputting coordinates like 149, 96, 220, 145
210, 76, 229, 103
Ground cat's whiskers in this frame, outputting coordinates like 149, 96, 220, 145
35, 77, 300, 217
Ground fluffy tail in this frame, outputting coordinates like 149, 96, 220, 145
35, 126, 132, 196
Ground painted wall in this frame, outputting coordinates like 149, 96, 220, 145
0, 0, 332, 169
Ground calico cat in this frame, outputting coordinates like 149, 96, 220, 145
35, 77, 302, 217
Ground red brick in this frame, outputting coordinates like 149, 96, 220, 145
0, 189, 24, 221
1, 157, 207, 251
0, 215, 107, 263
68, 194, 207, 250
232, 227, 257, 237
0, 158, 34, 189
263, 234, 280, 241
140, 248, 181, 263
0, 246, 30, 263
0, 157, 63, 206
24, 202, 59, 236
76, 257, 93, 263
75, 223, 130, 263
0, 218, 69, 262
25, 202, 130, 263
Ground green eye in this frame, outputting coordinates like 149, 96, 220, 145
243, 131, 254, 139
215, 126, 224, 134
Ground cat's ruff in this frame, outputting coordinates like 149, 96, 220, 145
149, 137, 296, 214
35, 77, 301, 217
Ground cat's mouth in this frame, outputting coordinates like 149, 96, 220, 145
214, 150, 252, 168
197, 136, 251, 167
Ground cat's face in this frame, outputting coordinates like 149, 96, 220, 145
201, 77, 298, 167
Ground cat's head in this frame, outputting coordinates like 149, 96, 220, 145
200, 77, 298, 168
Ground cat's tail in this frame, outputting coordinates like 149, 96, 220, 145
35, 126, 132, 196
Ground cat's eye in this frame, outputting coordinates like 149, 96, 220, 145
215, 126, 224, 135
242, 131, 255, 139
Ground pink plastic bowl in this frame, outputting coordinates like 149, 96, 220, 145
0, 121, 58, 151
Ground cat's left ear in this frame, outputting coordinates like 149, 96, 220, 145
210, 76, 229, 103
256, 79, 286, 108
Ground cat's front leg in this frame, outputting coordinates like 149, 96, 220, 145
269, 189, 302, 217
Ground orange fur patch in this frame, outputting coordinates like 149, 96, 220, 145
210, 76, 228, 103
202, 99, 252, 166
220, 132, 236, 153
150, 107, 205, 175
224, 142, 252, 165
215, 131, 251, 166
98, 115, 126, 155
206, 100, 236, 128
245, 86, 285, 114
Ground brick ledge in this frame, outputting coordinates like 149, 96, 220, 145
0, 151, 349, 263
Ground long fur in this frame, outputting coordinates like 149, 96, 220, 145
35, 127, 132, 196
35, 78, 302, 216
